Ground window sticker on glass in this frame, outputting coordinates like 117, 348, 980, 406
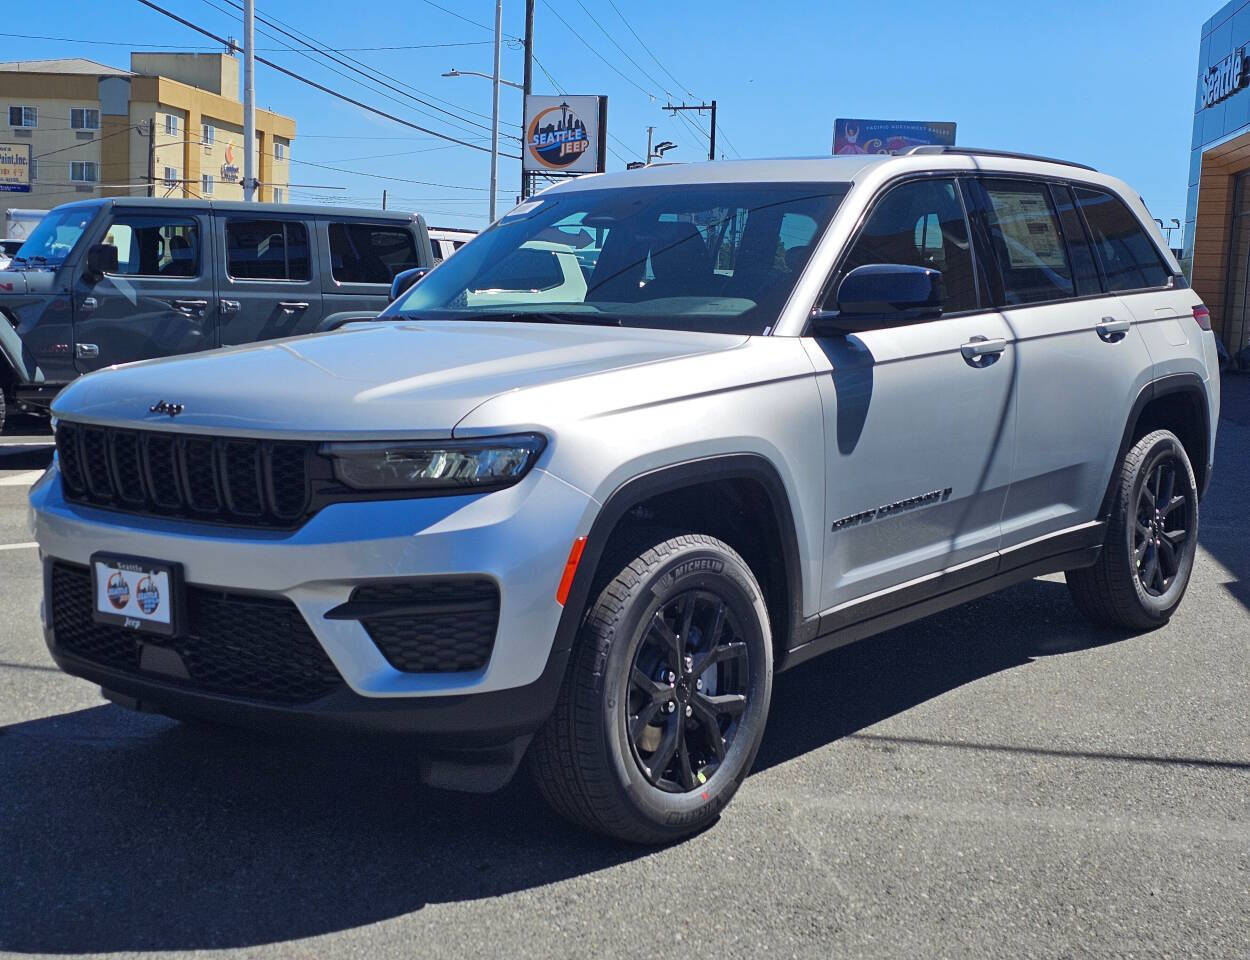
500, 200, 545, 221
987, 189, 1066, 269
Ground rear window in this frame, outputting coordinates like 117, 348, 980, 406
225, 219, 310, 281
328, 222, 419, 284
1074, 188, 1170, 292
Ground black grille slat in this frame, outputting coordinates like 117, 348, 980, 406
350, 580, 500, 674
81, 427, 114, 499
55, 423, 312, 528
181, 438, 221, 513
51, 561, 344, 704
222, 441, 263, 517
109, 431, 146, 505
144, 433, 182, 509
56, 423, 86, 493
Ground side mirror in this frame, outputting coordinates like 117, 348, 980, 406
812, 263, 943, 335
85, 244, 119, 281
389, 266, 429, 303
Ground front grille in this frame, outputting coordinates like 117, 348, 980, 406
57, 421, 312, 527
50, 561, 344, 704
347, 579, 500, 673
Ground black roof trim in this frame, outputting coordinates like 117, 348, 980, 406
46, 196, 419, 221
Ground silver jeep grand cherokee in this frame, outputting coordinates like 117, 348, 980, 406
30, 149, 1220, 843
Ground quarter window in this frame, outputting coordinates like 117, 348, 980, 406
226, 219, 310, 281
977, 179, 1073, 305
9, 105, 36, 128
70, 108, 100, 131
1074, 188, 1170, 292
101, 216, 200, 278
839, 178, 978, 314
328, 222, 419, 283
1050, 185, 1101, 297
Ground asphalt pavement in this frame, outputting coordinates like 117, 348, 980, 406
0, 390, 1246, 960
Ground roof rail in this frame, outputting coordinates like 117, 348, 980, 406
904, 145, 1097, 172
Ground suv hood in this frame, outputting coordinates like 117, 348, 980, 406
0, 269, 58, 295
51, 320, 749, 438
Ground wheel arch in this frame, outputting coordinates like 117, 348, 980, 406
1101, 373, 1211, 519
551, 454, 808, 662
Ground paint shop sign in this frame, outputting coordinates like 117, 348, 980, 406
1202, 47, 1248, 109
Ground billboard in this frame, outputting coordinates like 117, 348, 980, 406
833, 118, 956, 156
523, 95, 607, 175
0, 143, 31, 193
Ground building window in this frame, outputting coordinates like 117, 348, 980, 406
201, 173, 214, 195
165, 113, 179, 137
70, 161, 99, 183
9, 105, 36, 128
70, 108, 100, 131
274, 141, 286, 161
164, 166, 178, 187
202, 123, 214, 147
273, 188, 284, 204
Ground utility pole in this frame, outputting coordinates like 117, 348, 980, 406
382, 189, 387, 210
646, 126, 653, 165
243, 0, 256, 201
521, 0, 535, 199
489, 0, 502, 222
664, 101, 717, 161
147, 118, 156, 198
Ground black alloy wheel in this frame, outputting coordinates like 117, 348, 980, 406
626, 589, 749, 792
1134, 451, 1193, 597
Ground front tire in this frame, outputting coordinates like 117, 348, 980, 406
1067, 430, 1199, 630
530, 532, 773, 844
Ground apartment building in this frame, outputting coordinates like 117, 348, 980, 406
0, 52, 295, 210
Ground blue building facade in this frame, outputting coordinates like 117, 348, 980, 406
1187, 0, 1250, 354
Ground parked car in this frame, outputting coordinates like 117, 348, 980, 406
0, 198, 435, 431
31, 149, 1219, 843
428, 225, 476, 263
0, 238, 23, 271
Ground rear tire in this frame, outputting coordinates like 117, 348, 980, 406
1066, 430, 1199, 630
0, 388, 7, 435
530, 532, 773, 844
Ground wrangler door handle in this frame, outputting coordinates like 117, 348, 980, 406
1096, 316, 1131, 342
75, 343, 99, 359
171, 298, 208, 314
278, 301, 309, 312
220, 299, 241, 314
960, 336, 1007, 367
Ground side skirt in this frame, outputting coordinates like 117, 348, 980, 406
779, 521, 1105, 672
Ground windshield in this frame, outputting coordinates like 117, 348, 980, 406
388, 181, 849, 334
13, 207, 97, 265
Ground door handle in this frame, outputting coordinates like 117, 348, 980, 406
1096, 316, 1131, 342
171, 298, 208, 314
75, 343, 99, 359
79, 296, 97, 312
960, 336, 1007, 367
219, 299, 241, 314
278, 301, 310, 312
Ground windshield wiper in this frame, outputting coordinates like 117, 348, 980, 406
400, 310, 621, 327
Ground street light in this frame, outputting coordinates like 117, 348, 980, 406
653, 141, 678, 161
443, 69, 523, 91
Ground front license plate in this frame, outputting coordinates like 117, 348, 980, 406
91, 553, 181, 637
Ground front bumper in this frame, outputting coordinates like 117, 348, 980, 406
30, 463, 595, 745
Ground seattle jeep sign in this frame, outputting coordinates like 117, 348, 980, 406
1202, 48, 1248, 109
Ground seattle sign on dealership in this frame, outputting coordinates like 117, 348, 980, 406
1201, 47, 1248, 109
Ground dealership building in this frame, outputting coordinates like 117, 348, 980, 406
0, 53, 295, 215
1184, 0, 1250, 357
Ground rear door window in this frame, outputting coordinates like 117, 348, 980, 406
975, 179, 1073, 305
1074, 188, 1170, 291
328, 222, 418, 284
225, 219, 310, 281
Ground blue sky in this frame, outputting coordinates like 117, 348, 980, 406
9, 0, 1211, 233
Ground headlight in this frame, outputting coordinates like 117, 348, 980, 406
320, 433, 546, 492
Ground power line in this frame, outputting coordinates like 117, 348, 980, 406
134, 0, 521, 158
415, 0, 522, 41
539, 0, 659, 101
202, 0, 517, 141
287, 156, 490, 191
0, 31, 494, 51
602, 0, 697, 100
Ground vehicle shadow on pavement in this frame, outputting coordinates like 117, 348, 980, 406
754, 576, 1121, 772
0, 708, 643, 953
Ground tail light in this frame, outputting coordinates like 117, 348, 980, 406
1192, 304, 1212, 331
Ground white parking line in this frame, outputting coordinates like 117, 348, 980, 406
0, 470, 44, 487
0, 541, 37, 551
